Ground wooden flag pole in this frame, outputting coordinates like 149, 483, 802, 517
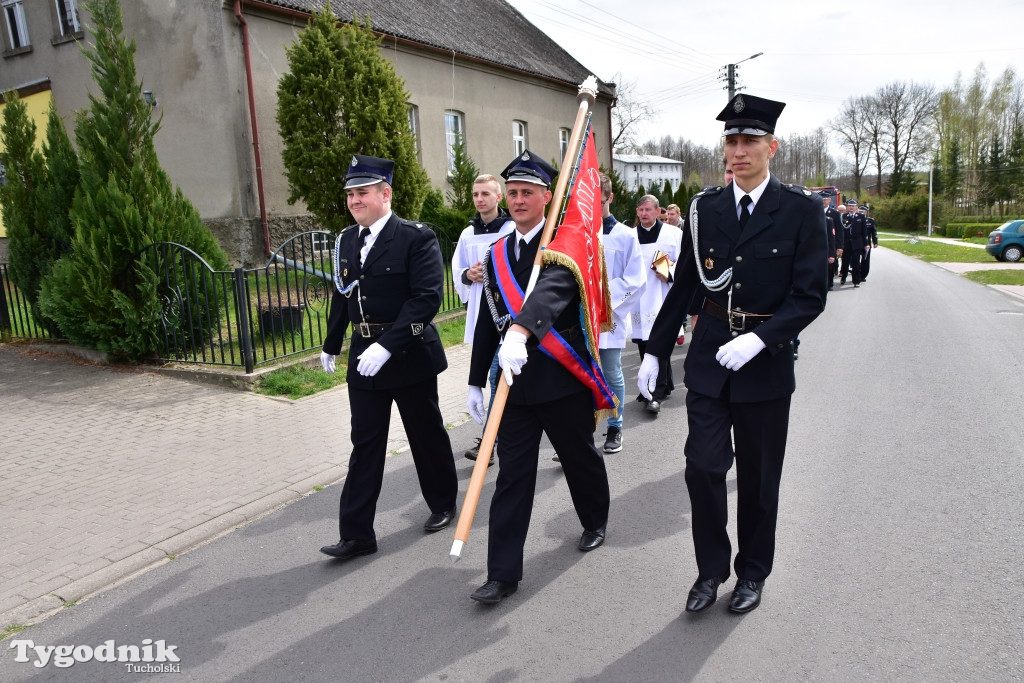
450, 76, 599, 562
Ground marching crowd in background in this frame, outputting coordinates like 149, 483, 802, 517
317, 93, 864, 615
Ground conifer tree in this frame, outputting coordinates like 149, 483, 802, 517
0, 91, 51, 326
277, 10, 429, 231
39, 0, 227, 359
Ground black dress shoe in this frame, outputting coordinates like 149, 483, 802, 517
423, 508, 456, 533
319, 538, 377, 560
729, 579, 765, 613
470, 580, 518, 604
578, 527, 605, 551
646, 400, 661, 415
685, 571, 730, 613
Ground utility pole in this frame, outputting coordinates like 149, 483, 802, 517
721, 52, 763, 99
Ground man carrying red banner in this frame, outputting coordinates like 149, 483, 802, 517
465, 146, 612, 605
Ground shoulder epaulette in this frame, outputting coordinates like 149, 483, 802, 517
692, 185, 723, 201
781, 183, 817, 201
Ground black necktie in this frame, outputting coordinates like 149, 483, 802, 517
738, 195, 752, 230
358, 227, 370, 247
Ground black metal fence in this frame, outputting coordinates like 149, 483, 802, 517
1, 227, 462, 371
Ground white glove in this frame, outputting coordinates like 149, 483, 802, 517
356, 342, 392, 377
637, 354, 660, 401
320, 351, 336, 374
498, 330, 529, 385
467, 386, 486, 425
715, 332, 766, 371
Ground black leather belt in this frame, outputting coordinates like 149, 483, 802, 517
701, 299, 772, 333
356, 322, 393, 338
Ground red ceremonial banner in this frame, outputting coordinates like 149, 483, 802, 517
543, 127, 616, 413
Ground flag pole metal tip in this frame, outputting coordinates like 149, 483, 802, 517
449, 539, 464, 563
578, 76, 598, 106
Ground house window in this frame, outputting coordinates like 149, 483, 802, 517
407, 103, 421, 162
0, 158, 7, 187
512, 120, 527, 157
558, 128, 570, 163
2, 0, 30, 51
444, 110, 464, 175
53, 0, 81, 38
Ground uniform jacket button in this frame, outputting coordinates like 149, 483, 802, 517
731, 331, 739, 337
734, 282, 742, 289
361, 296, 367, 301
735, 255, 742, 262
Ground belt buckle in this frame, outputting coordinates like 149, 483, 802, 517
358, 322, 372, 338
728, 310, 746, 332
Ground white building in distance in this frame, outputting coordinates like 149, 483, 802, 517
613, 154, 685, 194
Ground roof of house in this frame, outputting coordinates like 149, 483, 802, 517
251, 0, 615, 96
614, 154, 685, 165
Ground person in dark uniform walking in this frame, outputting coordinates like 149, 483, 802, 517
319, 154, 459, 561
465, 151, 611, 604
822, 192, 843, 290
638, 95, 827, 614
840, 198, 868, 287
860, 204, 878, 281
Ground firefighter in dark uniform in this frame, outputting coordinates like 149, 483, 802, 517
840, 198, 868, 287
638, 95, 827, 614
822, 192, 844, 290
464, 151, 611, 604
860, 204, 878, 281
319, 154, 458, 561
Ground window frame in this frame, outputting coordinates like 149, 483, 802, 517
2, 0, 31, 54
512, 120, 527, 157
407, 103, 421, 163
51, 0, 82, 44
558, 128, 570, 163
444, 110, 465, 176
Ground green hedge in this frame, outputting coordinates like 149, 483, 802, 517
947, 222, 1003, 238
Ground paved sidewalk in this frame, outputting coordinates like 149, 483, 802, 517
0, 342, 476, 632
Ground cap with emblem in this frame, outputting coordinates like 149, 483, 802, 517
344, 154, 395, 189
847, 198, 858, 206
501, 150, 557, 187
717, 94, 787, 136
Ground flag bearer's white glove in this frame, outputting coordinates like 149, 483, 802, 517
497, 330, 529, 385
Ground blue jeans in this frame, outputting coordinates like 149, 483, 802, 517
599, 347, 624, 430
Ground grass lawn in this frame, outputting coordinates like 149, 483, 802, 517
254, 314, 467, 399
962, 270, 1024, 286
879, 234, 992, 263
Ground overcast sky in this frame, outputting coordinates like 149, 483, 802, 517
506, 0, 1023, 154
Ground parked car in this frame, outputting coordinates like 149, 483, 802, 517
985, 220, 1024, 262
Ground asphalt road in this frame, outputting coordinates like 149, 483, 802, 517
3, 247, 1023, 681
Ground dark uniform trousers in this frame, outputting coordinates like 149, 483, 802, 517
469, 234, 610, 583
489, 389, 609, 582
645, 175, 826, 585
685, 383, 791, 581
342, 378, 457, 541
324, 212, 459, 542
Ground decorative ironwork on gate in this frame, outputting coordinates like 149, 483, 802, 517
2, 228, 461, 372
